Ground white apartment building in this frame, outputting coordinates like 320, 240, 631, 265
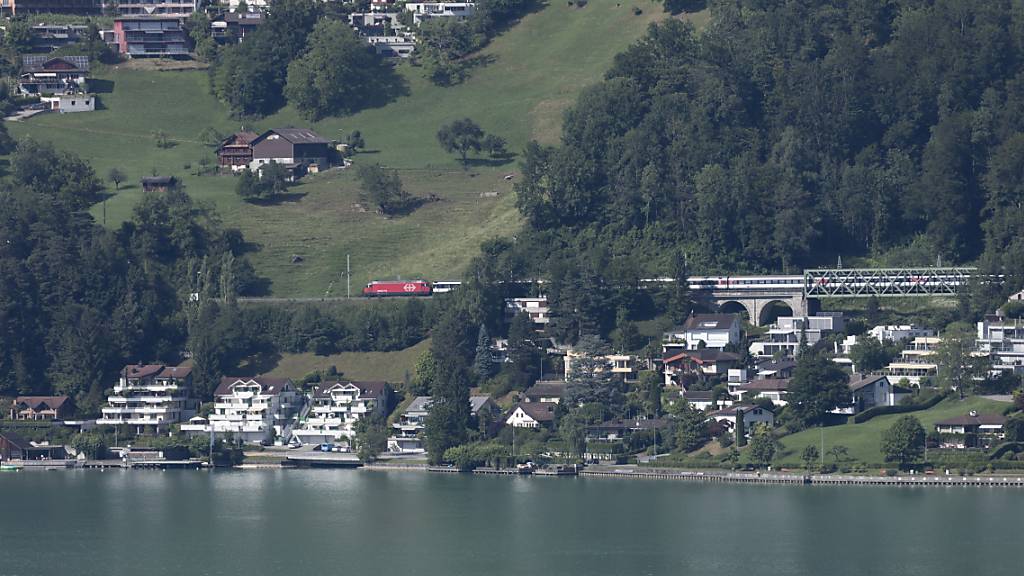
182, 377, 300, 445
563, 351, 636, 381
885, 336, 941, 386
976, 314, 1024, 376
749, 313, 844, 359
405, 2, 476, 24
98, 364, 197, 433
113, 0, 198, 16
869, 324, 935, 343
292, 381, 391, 445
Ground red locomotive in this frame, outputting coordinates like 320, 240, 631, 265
362, 280, 432, 297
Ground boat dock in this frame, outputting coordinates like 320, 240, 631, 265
579, 467, 1024, 487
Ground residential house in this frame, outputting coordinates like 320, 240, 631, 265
182, 377, 301, 445
211, 10, 263, 43
935, 411, 1006, 449
564, 350, 636, 381
249, 128, 331, 172
754, 358, 796, 380
2, 0, 100, 17
749, 313, 844, 359
681, 389, 732, 411
0, 431, 67, 461
832, 334, 858, 372
506, 402, 557, 428
217, 132, 258, 171
141, 176, 177, 191
663, 314, 741, 352
29, 24, 89, 53
869, 324, 935, 343
725, 368, 749, 397
706, 405, 774, 436
662, 349, 741, 387
405, 2, 476, 24
292, 381, 392, 445
9, 396, 72, 421
523, 380, 566, 404
736, 379, 790, 405
976, 313, 1024, 376
41, 93, 95, 112
389, 395, 495, 453
842, 374, 893, 414
111, 0, 197, 16
347, 12, 415, 57
505, 296, 550, 327
18, 55, 88, 95
112, 17, 188, 58
885, 336, 940, 386
365, 35, 416, 58
228, 0, 268, 10
97, 364, 196, 433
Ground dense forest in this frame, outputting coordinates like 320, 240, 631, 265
512, 0, 1024, 296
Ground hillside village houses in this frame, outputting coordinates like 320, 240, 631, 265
506, 296, 551, 328
10, 396, 72, 421
885, 336, 941, 386
748, 313, 844, 359
216, 128, 332, 179
292, 381, 392, 446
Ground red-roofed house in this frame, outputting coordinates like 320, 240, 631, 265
10, 396, 72, 421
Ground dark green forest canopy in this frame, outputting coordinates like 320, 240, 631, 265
513, 0, 1024, 287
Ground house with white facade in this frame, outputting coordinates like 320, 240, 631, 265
842, 374, 892, 414
182, 377, 300, 445
748, 313, 844, 359
706, 405, 774, 436
523, 380, 567, 404
98, 364, 197, 434
506, 296, 550, 327
736, 379, 791, 405
405, 2, 476, 24
976, 313, 1024, 376
663, 314, 741, 352
935, 411, 1006, 448
662, 349, 741, 388
292, 381, 392, 445
869, 324, 935, 343
885, 336, 940, 386
389, 395, 495, 453
506, 402, 557, 428
564, 350, 637, 381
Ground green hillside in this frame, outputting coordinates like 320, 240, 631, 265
6, 1, 697, 295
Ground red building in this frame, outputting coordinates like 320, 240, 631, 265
217, 131, 258, 171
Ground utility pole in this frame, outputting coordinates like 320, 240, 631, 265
347, 254, 351, 299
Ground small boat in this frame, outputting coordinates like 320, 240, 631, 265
0, 463, 23, 472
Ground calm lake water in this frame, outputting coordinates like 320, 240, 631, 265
0, 469, 1017, 576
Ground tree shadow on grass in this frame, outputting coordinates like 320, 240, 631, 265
234, 346, 283, 377
354, 62, 411, 112
463, 155, 518, 168
246, 191, 308, 206
89, 78, 115, 94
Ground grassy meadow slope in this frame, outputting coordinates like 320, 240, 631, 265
6, 1, 697, 296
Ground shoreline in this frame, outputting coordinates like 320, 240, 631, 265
7, 460, 1024, 488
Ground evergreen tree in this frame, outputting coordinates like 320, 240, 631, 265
472, 324, 494, 382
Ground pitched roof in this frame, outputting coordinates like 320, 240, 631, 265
755, 359, 797, 373
848, 374, 888, 392
708, 404, 774, 417
157, 365, 192, 380
21, 55, 89, 73
260, 128, 329, 145
682, 314, 739, 332
739, 378, 790, 392
220, 131, 259, 148
663, 349, 741, 365
511, 402, 557, 422
13, 396, 70, 410
141, 176, 176, 186
215, 376, 293, 397
402, 395, 491, 414
684, 390, 715, 401
524, 380, 567, 399
935, 413, 1006, 427
588, 418, 670, 432
123, 364, 165, 379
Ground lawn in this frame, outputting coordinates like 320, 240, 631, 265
6, 0, 693, 295
775, 395, 1012, 467
262, 339, 431, 383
